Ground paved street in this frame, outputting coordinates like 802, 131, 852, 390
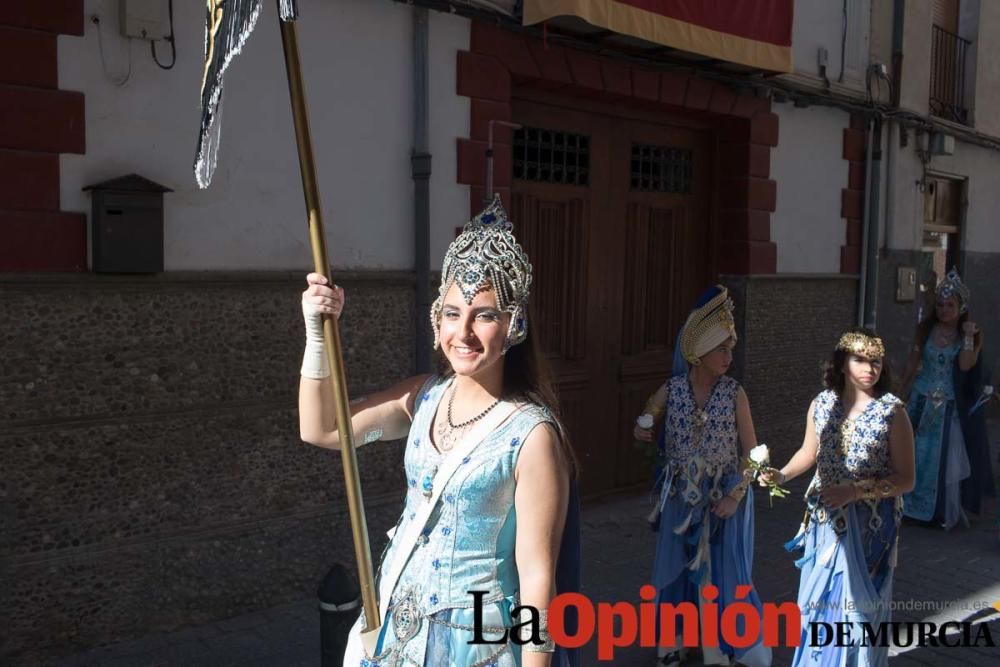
56, 435, 1000, 667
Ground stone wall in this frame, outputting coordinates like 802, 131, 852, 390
1, 272, 416, 665
723, 275, 859, 461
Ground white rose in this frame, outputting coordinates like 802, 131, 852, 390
984, 385, 994, 396
636, 414, 655, 430
749, 444, 770, 465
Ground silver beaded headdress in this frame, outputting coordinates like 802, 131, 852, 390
936, 267, 970, 313
431, 195, 533, 351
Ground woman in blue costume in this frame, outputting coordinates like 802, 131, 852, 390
762, 329, 915, 667
634, 286, 771, 667
896, 268, 994, 529
298, 196, 580, 667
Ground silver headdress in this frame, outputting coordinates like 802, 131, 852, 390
431, 195, 533, 351
936, 267, 970, 312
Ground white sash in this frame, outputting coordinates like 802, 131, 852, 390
376, 398, 519, 624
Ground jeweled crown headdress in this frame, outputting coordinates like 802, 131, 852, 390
836, 331, 885, 359
935, 267, 970, 313
431, 195, 533, 350
680, 286, 737, 365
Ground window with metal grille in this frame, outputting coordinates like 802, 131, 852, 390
630, 144, 692, 193
513, 127, 590, 186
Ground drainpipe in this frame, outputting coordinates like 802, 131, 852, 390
856, 116, 880, 328
412, 7, 432, 372
856, 118, 875, 327
883, 120, 896, 257
863, 119, 883, 329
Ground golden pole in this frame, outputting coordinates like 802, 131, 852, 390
277, 17, 380, 632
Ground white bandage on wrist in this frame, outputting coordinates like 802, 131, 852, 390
300, 300, 331, 379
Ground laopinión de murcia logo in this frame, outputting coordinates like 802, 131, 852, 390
467, 587, 998, 660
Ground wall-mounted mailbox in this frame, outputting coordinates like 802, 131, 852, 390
84, 174, 171, 273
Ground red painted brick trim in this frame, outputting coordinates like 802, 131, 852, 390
708, 86, 737, 116
749, 112, 780, 147
0, 210, 86, 271
848, 162, 865, 190
719, 240, 778, 275
719, 209, 771, 242
0, 1, 84, 36
457, 138, 511, 188
565, 50, 604, 93
601, 61, 632, 98
845, 219, 863, 247
0, 86, 86, 154
659, 71, 689, 107
683, 77, 713, 111
843, 128, 866, 162
840, 114, 867, 273
470, 23, 540, 82
470, 99, 512, 144
840, 245, 861, 274
0, 28, 58, 88
461, 21, 780, 275
1, 2, 87, 271
841, 188, 864, 220
721, 177, 777, 213
0, 150, 60, 211
457, 52, 510, 103
719, 143, 770, 180
631, 69, 660, 102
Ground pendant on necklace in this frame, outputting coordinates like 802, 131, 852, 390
436, 419, 456, 452
421, 465, 438, 499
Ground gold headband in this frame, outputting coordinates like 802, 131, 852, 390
836, 332, 885, 360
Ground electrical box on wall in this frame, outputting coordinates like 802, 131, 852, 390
119, 0, 170, 40
84, 174, 171, 273
896, 266, 917, 301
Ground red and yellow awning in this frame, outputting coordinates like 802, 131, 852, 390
523, 0, 793, 73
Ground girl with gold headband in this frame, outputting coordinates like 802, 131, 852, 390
761, 328, 915, 667
298, 196, 580, 667
897, 268, 995, 529
635, 286, 772, 667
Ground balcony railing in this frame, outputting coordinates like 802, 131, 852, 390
929, 25, 972, 124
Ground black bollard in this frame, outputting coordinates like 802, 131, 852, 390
318, 563, 361, 667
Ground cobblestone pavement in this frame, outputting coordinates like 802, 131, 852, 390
55, 439, 1000, 667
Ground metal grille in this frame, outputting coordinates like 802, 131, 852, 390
929, 25, 971, 125
630, 144, 692, 193
513, 127, 590, 186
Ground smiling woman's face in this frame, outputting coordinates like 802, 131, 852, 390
437, 282, 510, 380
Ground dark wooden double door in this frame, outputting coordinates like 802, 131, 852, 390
511, 97, 714, 496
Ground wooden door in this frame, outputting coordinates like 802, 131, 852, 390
606, 120, 714, 489
510, 101, 616, 496
511, 99, 713, 496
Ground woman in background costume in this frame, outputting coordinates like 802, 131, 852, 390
762, 329, 915, 667
634, 286, 771, 667
298, 196, 580, 666
897, 268, 994, 529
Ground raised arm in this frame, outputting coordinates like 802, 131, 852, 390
958, 319, 983, 372
299, 373, 430, 450
297, 272, 430, 449
514, 423, 570, 667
